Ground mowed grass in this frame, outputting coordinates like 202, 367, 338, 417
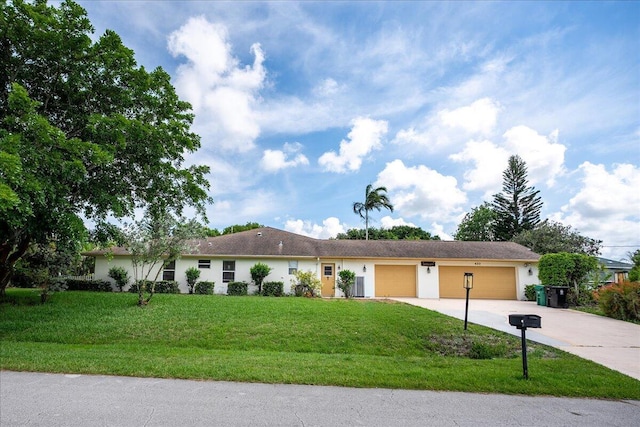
1, 290, 639, 399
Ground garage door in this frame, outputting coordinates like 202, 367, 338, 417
375, 265, 416, 297
439, 266, 516, 300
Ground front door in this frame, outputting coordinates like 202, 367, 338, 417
321, 263, 335, 297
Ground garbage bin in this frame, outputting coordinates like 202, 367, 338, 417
535, 285, 547, 306
546, 286, 569, 308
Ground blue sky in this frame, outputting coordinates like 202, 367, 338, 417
76, 1, 639, 261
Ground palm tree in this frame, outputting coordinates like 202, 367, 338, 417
352, 184, 394, 240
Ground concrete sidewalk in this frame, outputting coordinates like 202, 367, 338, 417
1, 371, 639, 426
391, 298, 640, 381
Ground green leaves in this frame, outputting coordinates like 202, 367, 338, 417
512, 220, 602, 255
352, 184, 394, 240
538, 252, 599, 289
1, 1, 212, 292
453, 202, 496, 241
492, 155, 542, 241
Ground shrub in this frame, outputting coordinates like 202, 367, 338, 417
185, 267, 201, 294
65, 279, 112, 292
194, 281, 215, 295
337, 269, 356, 298
128, 280, 180, 294
291, 270, 321, 297
468, 341, 508, 360
262, 281, 284, 297
250, 263, 272, 294
593, 281, 640, 321
227, 281, 248, 296
11, 264, 48, 288
524, 284, 537, 301
9, 267, 36, 288
108, 266, 130, 292
568, 286, 595, 307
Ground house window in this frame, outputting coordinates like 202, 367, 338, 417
323, 265, 333, 277
223, 260, 235, 283
162, 260, 176, 281
198, 259, 211, 269
288, 261, 298, 275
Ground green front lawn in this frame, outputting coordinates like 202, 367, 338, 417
1, 290, 638, 398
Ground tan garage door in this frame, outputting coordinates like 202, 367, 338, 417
439, 266, 516, 300
375, 265, 416, 297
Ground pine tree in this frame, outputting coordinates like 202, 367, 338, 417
492, 155, 543, 241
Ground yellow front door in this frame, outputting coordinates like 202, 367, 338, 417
321, 263, 335, 297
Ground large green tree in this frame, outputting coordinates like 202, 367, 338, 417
491, 155, 542, 241
512, 220, 602, 256
352, 184, 394, 240
0, 1, 210, 295
453, 202, 496, 241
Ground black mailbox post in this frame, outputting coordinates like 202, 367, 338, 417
508, 314, 542, 379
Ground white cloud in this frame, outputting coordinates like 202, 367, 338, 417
261, 142, 309, 173
205, 190, 280, 228
449, 139, 510, 196
431, 222, 453, 241
450, 126, 567, 196
380, 216, 416, 229
502, 126, 566, 187
376, 159, 467, 223
168, 16, 266, 152
559, 162, 639, 220
393, 98, 501, 151
313, 78, 342, 97
284, 217, 346, 239
438, 97, 501, 135
552, 162, 640, 260
319, 117, 388, 173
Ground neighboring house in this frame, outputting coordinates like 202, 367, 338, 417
596, 257, 633, 284
86, 227, 541, 300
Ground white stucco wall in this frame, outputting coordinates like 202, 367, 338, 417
95, 255, 319, 295
517, 264, 539, 300
93, 254, 539, 299
93, 255, 163, 291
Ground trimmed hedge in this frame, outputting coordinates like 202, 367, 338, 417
65, 279, 112, 292
262, 281, 284, 297
194, 281, 215, 295
128, 280, 180, 294
227, 281, 248, 296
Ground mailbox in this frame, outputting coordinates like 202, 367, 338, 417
509, 314, 542, 379
508, 314, 541, 329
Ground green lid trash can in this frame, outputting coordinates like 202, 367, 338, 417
535, 285, 547, 306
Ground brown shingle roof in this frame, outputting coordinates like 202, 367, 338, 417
86, 226, 540, 261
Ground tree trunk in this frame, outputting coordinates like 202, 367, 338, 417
0, 235, 32, 296
365, 211, 369, 240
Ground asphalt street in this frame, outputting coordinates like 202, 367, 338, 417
1, 371, 639, 426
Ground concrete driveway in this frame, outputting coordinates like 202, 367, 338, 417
391, 298, 640, 381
